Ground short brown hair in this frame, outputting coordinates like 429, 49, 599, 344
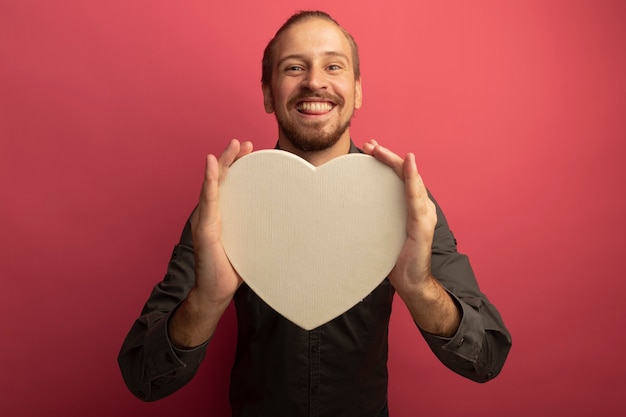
261, 10, 361, 86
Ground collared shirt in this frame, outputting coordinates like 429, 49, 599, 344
118, 141, 512, 416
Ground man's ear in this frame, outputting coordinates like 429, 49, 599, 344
262, 84, 274, 113
354, 78, 363, 110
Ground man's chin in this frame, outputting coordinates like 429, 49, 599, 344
290, 139, 337, 152
285, 132, 341, 152
279, 124, 349, 153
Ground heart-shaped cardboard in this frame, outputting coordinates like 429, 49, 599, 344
219, 150, 407, 330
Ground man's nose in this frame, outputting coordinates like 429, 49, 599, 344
302, 66, 328, 90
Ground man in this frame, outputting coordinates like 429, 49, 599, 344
118, 10, 512, 417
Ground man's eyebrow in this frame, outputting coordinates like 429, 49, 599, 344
277, 51, 350, 66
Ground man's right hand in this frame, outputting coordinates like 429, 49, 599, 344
169, 139, 253, 348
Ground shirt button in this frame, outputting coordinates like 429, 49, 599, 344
458, 337, 465, 347
165, 352, 174, 363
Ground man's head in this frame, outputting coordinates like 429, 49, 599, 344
261, 11, 361, 87
261, 11, 363, 154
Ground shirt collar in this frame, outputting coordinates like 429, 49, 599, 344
274, 140, 361, 154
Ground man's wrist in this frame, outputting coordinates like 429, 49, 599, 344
168, 292, 230, 349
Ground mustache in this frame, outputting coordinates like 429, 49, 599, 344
287, 92, 345, 108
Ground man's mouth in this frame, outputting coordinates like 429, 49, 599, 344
296, 101, 334, 115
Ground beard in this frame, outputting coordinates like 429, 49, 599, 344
277, 116, 352, 152
273, 92, 354, 152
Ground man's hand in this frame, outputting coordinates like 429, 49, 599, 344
362, 140, 460, 337
191, 139, 253, 305
169, 139, 253, 348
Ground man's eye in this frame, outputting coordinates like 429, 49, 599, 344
286, 65, 303, 72
328, 65, 342, 71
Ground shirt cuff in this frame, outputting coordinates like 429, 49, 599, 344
420, 291, 486, 363
142, 306, 209, 381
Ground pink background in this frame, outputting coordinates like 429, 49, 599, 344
1, 0, 625, 415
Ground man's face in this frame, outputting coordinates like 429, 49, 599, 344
263, 18, 362, 152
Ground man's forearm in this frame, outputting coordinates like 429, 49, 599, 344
397, 275, 461, 337
168, 289, 232, 348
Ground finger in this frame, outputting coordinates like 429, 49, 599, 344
218, 139, 242, 172
219, 139, 255, 175
371, 144, 405, 179
403, 153, 420, 204
403, 153, 418, 186
206, 153, 220, 225
218, 139, 254, 186
237, 140, 254, 159
196, 154, 220, 227
403, 153, 436, 236
361, 139, 378, 155
404, 153, 431, 206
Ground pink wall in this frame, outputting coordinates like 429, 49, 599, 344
1, 0, 625, 415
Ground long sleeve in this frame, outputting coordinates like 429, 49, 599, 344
118, 217, 208, 401
420, 194, 512, 382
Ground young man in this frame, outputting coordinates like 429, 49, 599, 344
119, 10, 511, 417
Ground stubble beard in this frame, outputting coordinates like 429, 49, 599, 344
274, 93, 354, 152
277, 117, 352, 152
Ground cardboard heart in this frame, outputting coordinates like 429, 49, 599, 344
219, 150, 407, 330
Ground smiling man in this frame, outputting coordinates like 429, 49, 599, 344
262, 14, 362, 160
119, 10, 512, 417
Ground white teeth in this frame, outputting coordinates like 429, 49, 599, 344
298, 102, 333, 112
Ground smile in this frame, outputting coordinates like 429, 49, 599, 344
296, 101, 334, 114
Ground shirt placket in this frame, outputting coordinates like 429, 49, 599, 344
309, 329, 321, 417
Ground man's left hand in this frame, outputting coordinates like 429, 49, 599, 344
362, 140, 460, 337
